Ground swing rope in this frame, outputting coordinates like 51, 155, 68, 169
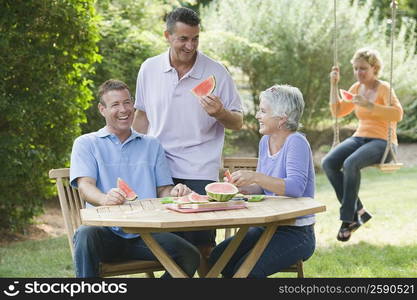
331, 0, 340, 148
379, 0, 398, 165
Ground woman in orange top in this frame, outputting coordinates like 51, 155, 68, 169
322, 48, 403, 242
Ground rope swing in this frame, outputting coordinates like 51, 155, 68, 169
373, 0, 403, 173
330, 0, 403, 173
331, 0, 340, 149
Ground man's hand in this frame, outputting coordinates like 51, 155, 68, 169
101, 188, 127, 206
170, 183, 192, 197
199, 94, 243, 130
199, 94, 226, 118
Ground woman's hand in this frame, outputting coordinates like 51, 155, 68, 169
230, 170, 257, 187
353, 94, 374, 109
330, 66, 340, 85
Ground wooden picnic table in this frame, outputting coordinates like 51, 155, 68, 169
80, 196, 326, 278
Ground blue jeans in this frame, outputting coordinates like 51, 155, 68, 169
73, 225, 201, 278
208, 225, 315, 278
321, 137, 393, 222
172, 178, 216, 247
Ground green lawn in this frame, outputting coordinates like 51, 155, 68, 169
1, 167, 416, 277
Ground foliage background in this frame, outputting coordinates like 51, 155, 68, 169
81, 0, 168, 133
200, 0, 417, 153
0, 0, 99, 231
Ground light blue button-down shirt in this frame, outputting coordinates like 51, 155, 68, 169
70, 127, 173, 238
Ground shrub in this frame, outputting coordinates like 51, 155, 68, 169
0, 0, 99, 230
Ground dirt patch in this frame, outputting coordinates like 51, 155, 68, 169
0, 199, 66, 246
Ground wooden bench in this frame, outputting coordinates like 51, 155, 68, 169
221, 156, 304, 278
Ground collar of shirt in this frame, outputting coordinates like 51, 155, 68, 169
162, 49, 204, 80
95, 126, 143, 145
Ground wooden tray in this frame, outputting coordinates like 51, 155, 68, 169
165, 201, 247, 213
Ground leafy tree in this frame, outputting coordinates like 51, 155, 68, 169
200, 0, 417, 151
81, 0, 167, 133
82, 0, 198, 133
0, 0, 100, 231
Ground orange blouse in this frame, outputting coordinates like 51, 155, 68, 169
331, 81, 403, 144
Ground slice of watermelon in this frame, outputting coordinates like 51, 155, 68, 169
176, 195, 192, 204
188, 192, 210, 203
117, 178, 137, 201
339, 89, 354, 102
191, 75, 216, 98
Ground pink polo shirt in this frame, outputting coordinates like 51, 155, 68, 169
135, 50, 242, 181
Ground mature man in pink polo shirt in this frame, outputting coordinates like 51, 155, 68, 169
132, 7, 243, 268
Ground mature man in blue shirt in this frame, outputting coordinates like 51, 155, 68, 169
70, 79, 200, 278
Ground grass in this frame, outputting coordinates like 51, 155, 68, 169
1, 167, 416, 278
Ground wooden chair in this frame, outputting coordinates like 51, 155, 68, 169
221, 156, 304, 278
48, 168, 164, 277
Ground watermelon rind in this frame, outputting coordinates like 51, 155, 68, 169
339, 89, 353, 103
205, 182, 238, 202
248, 195, 265, 202
191, 75, 216, 98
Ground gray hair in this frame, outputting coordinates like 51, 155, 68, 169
260, 84, 304, 131
165, 7, 200, 34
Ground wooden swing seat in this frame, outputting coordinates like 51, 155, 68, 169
371, 162, 403, 173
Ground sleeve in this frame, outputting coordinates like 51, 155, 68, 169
283, 136, 312, 197
154, 142, 174, 188
69, 135, 98, 188
256, 136, 266, 173
369, 84, 403, 122
134, 61, 147, 112
217, 65, 243, 112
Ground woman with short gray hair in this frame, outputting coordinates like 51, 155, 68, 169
259, 84, 304, 131
208, 84, 316, 278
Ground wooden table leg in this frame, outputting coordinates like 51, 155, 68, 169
140, 232, 188, 278
205, 225, 249, 278
233, 223, 278, 278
